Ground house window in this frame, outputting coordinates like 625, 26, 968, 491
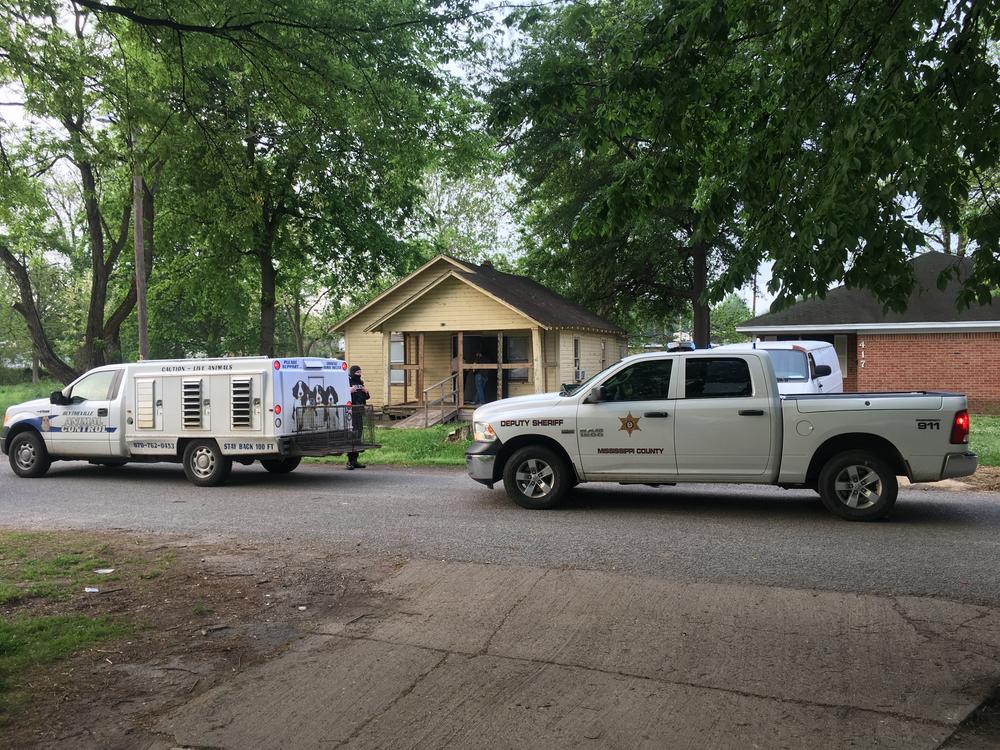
601, 340, 607, 370
390, 332, 405, 385
504, 335, 530, 382
573, 338, 583, 381
619, 344, 626, 361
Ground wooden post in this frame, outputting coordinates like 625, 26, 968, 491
497, 331, 504, 401
382, 331, 391, 408
532, 327, 544, 394
417, 333, 425, 403
457, 331, 464, 406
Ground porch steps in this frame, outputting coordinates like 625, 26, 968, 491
392, 406, 459, 429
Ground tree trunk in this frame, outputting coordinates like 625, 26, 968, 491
942, 226, 952, 254
31, 349, 39, 384
79, 160, 109, 370
0, 244, 79, 383
259, 251, 277, 357
957, 233, 968, 257
690, 244, 710, 348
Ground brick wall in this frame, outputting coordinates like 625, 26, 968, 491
856, 332, 1000, 414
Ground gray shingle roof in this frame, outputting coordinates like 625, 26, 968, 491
741, 252, 1000, 328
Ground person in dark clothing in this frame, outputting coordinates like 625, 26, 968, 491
347, 365, 369, 469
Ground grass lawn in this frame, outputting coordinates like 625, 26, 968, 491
0, 380, 61, 416
971, 415, 1000, 468
307, 424, 471, 467
0, 532, 164, 723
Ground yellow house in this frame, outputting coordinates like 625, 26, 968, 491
334, 255, 627, 420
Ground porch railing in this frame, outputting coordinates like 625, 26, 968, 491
423, 373, 458, 428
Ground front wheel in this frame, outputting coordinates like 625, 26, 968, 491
182, 440, 232, 487
8, 431, 51, 478
260, 456, 301, 474
502, 446, 570, 510
818, 450, 898, 521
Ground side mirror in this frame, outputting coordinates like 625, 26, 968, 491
583, 386, 605, 404
50, 390, 67, 405
814, 365, 832, 377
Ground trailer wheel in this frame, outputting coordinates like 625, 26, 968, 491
503, 445, 569, 510
8, 431, 51, 478
818, 450, 897, 521
260, 457, 301, 474
183, 440, 232, 487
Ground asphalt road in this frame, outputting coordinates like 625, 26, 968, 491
3, 460, 1000, 606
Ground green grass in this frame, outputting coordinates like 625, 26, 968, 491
307, 424, 471, 467
0, 380, 61, 416
0, 532, 147, 724
971, 415, 1000, 468
0, 532, 119, 604
0, 615, 129, 722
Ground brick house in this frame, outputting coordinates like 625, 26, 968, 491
737, 252, 1000, 413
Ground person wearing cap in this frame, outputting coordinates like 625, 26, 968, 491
347, 365, 369, 469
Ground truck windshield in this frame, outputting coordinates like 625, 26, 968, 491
560, 361, 621, 396
768, 350, 809, 382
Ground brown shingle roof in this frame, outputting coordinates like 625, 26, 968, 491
457, 262, 625, 335
740, 252, 1000, 329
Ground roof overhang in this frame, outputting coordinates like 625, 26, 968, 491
363, 270, 546, 332
737, 321, 1000, 335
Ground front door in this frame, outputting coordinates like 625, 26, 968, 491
576, 358, 677, 478
46, 369, 121, 457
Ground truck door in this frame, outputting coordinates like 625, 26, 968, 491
576, 358, 677, 478
46, 369, 121, 457
673, 356, 772, 477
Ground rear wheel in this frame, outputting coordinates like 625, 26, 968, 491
182, 440, 232, 487
818, 450, 898, 521
8, 431, 50, 478
502, 446, 570, 510
260, 456, 301, 474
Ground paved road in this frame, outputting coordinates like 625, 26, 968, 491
3, 461, 1000, 605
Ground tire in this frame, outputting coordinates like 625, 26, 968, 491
502, 445, 570, 510
8, 431, 51, 478
818, 450, 898, 521
182, 440, 232, 487
260, 457, 301, 474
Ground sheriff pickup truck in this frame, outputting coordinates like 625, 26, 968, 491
465, 350, 977, 521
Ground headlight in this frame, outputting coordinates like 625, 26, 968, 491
473, 421, 496, 442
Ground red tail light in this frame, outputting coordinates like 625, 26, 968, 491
950, 410, 970, 444
345, 401, 352, 408
273, 360, 281, 370
274, 405, 281, 415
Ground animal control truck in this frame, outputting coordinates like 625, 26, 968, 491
2, 356, 378, 486
466, 349, 977, 521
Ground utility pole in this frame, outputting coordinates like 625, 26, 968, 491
133, 170, 149, 360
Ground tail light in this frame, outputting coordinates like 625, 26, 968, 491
345, 401, 352, 408
273, 405, 281, 415
950, 410, 970, 444
273, 360, 281, 370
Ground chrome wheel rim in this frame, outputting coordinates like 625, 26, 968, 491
833, 464, 882, 509
515, 458, 554, 499
191, 446, 216, 479
15, 441, 36, 471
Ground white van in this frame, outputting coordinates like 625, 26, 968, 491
712, 341, 843, 394
2, 356, 377, 485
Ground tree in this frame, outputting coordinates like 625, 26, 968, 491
491, 3, 751, 346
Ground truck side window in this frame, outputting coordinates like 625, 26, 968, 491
68, 371, 116, 403
601, 360, 672, 402
685, 358, 752, 399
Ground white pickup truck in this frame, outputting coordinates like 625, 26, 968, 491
465, 350, 977, 521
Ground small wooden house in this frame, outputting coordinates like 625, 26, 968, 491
334, 255, 627, 419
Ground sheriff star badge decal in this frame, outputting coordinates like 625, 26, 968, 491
619, 412, 641, 436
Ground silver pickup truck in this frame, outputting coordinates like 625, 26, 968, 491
465, 350, 977, 521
